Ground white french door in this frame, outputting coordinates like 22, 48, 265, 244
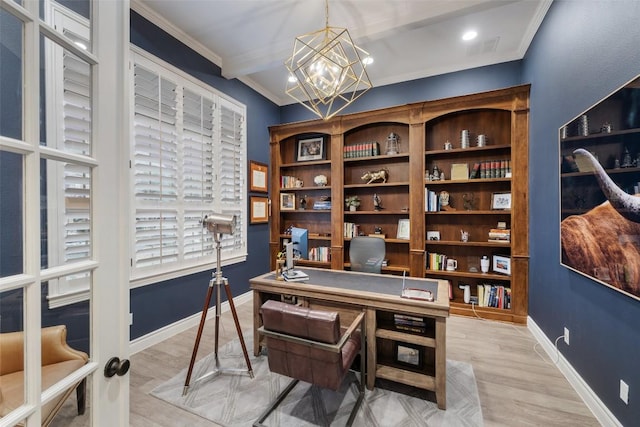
0, 0, 129, 426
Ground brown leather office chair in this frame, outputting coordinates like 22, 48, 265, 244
254, 300, 365, 427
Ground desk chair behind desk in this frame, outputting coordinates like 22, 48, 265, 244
349, 236, 386, 274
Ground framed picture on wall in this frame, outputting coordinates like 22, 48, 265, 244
249, 160, 268, 193
250, 196, 269, 223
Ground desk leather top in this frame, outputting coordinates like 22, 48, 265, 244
263, 267, 440, 299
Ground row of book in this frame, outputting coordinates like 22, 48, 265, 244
344, 222, 360, 238
475, 284, 511, 309
469, 160, 511, 179
425, 188, 440, 212
488, 228, 511, 242
393, 313, 426, 334
426, 252, 448, 271
343, 142, 380, 158
308, 246, 330, 262
280, 175, 301, 188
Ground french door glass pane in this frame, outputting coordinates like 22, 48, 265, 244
0, 151, 24, 278
0, 287, 25, 410
42, 159, 91, 272
41, 35, 92, 154
0, 9, 23, 140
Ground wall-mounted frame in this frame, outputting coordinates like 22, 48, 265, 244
396, 218, 410, 240
491, 192, 512, 210
280, 193, 295, 211
395, 342, 423, 368
296, 135, 326, 162
250, 196, 269, 223
492, 255, 511, 275
559, 74, 640, 301
249, 160, 268, 193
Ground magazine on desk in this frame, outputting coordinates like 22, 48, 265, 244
282, 269, 309, 282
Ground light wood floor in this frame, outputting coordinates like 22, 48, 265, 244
54, 298, 600, 426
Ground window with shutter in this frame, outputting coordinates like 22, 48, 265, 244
131, 50, 247, 284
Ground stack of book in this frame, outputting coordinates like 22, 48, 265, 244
424, 188, 440, 212
313, 200, 331, 210
280, 175, 300, 188
488, 228, 511, 242
282, 269, 309, 282
393, 314, 426, 333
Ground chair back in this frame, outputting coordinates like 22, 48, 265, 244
349, 236, 386, 273
260, 300, 360, 391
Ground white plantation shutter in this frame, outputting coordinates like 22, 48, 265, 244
131, 50, 246, 282
217, 100, 246, 257
45, 15, 94, 306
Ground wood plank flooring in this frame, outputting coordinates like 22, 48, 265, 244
52, 298, 600, 426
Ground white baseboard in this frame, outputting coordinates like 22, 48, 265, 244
129, 290, 252, 355
527, 316, 621, 427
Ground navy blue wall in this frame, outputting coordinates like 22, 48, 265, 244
129, 11, 278, 339
523, 2, 640, 424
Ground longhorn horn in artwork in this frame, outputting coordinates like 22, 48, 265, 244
573, 148, 640, 223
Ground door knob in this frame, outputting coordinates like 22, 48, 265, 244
104, 357, 131, 378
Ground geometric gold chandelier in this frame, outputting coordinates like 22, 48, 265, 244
285, 0, 373, 120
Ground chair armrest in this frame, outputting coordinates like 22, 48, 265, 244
259, 311, 365, 353
41, 326, 88, 366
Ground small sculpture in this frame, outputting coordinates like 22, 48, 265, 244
361, 168, 389, 184
299, 195, 307, 210
373, 193, 382, 210
432, 165, 440, 181
462, 192, 475, 211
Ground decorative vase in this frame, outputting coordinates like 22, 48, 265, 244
480, 256, 490, 273
349, 205, 357, 211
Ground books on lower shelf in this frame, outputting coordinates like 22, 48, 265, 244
308, 246, 330, 262
344, 222, 360, 238
282, 269, 309, 282
475, 284, 511, 309
343, 142, 380, 158
393, 314, 426, 333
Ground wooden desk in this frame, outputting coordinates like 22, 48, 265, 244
250, 267, 450, 409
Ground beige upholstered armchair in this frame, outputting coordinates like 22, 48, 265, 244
0, 325, 88, 426
255, 300, 365, 427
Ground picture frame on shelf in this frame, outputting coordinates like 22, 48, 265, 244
249, 160, 268, 193
493, 255, 512, 275
426, 231, 441, 241
395, 342, 423, 368
280, 193, 295, 211
491, 192, 512, 210
397, 218, 410, 240
296, 135, 326, 162
250, 196, 269, 224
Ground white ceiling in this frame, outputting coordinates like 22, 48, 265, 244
133, 0, 552, 106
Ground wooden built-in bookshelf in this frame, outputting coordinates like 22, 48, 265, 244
268, 85, 530, 323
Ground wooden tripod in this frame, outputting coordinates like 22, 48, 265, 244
183, 234, 253, 396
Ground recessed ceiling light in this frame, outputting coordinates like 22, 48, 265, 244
287, 75, 297, 83
462, 30, 478, 41
362, 56, 374, 66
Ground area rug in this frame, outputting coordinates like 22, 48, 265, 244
151, 334, 483, 426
